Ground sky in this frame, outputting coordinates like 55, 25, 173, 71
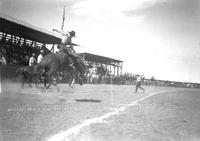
1, 0, 200, 82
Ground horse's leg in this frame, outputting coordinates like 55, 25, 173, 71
33, 74, 38, 88
34, 77, 38, 88
43, 72, 50, 90
28, 76, 32, 88
45, 74, 60, 92
35, 75, 41, 88
89, 76, 91, 84
44, 76, 51, 90
22, 70, 32, 88
44, 69, 55, 90
79, 77, 83, 85
45, 82, 51, 89
91, 76, 93, 83
69, 75, 75, 88
19, 71, 25, 89
38, 70, 46, 89
46, 76, 56, 89
76, 72, 83, 85
68, 69, 75, 88
52, 76, 60, 92
42, 76, 47, 89
86, 74, 89, 84
40, 70, 49, 90
21, 77, 25, 88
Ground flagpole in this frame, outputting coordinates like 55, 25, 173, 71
61, 5, 65, 32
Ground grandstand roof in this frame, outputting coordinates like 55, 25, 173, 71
0, 14, 61, 44
79, 52, 123, 65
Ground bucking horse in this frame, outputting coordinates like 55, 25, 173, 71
35, 49, 88, 90
17, 46, 88, 90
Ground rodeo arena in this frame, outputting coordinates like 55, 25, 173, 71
1, 13, 200, 141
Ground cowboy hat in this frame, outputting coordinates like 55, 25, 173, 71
69, 31, 76, 37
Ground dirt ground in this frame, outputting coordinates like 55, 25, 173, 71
0, 82, 200, 141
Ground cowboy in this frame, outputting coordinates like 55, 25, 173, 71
29, 53, 36, 66
53, 29, 76, 55
53, 29, 82, 71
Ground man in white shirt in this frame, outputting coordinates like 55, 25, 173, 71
37, 50, 44, 64
29, 53, 36, 66
135, 75, 145, 93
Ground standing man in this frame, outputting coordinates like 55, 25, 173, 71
37, 50, 44, 64
135, 75, 145, 93
29, 53, 36, 66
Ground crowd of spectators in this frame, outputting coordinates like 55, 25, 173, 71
0, 34, 48, 66
84, 69, 149, 86
103, 73, 147, 85
92, 72, 200, 88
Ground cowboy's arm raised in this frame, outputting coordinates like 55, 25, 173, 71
52, 29, 66, 36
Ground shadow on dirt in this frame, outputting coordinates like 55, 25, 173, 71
75, 99, 101, 103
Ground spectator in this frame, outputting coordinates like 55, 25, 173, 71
29, 53, 36, 66
37, 50, 44, 64
0, 52, 6, 66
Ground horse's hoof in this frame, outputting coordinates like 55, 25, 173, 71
69, 84, 74, 88
42, 87, 47, 91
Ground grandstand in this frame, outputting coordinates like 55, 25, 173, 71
0, 14, 61, 65
79, 52, 123, 76
0, 14, 63, 93
0, 14, 62, 80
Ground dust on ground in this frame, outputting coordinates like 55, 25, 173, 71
0, 82, 200, 141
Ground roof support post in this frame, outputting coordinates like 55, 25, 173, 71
50, 44, 55, 53
114, 65, 116, 76
117, 64, 119, 76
